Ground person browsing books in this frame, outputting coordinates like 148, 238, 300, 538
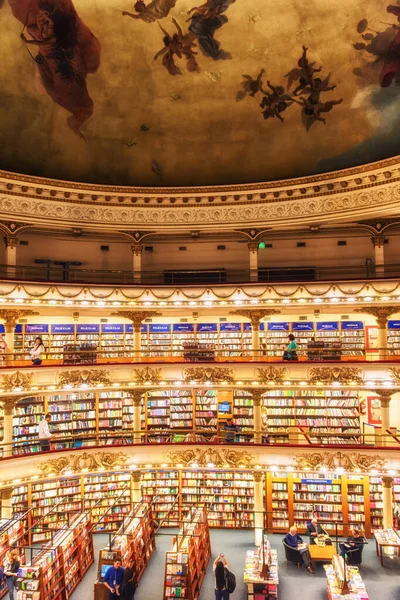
213, 553, 230, 600
121, 563, 136, 600
104, 558, 125, 600
284, 526, 314, 573
223, 418, 239, 443
38, 413, 53, 452
283, 334, 298, 361
4, 549, 20, 600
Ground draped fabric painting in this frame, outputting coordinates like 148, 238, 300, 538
0, 0, 398, 186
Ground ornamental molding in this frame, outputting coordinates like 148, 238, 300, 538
38, 451, 128, 476
293, 451, 386, 472
0, 309, 39, 332
256, 367, 288, 385
390, 368, 400, 385
229, 309, 280, 326
132, 366, 164, 385
182, 366, 235, 384
111, 310, 162, 327
167, 447, 254, 468
58, 369, 111, 387
308, 367, 364, 385
355, 306, 400, 327
1, 371, 34, 391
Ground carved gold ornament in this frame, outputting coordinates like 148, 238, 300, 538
58, 369, 111, 387
38, 451, 128, 476
355, 306, 400, 328
1, 371, 34, 391
229, 309, 280, 327
111, 310, 161, 328
294, 451, 386, 472
257, 367, 288, 385
0, 309, 38, 332
308, 367, 364, 385
390, 368, 400, 385
133, 366, 163, 385
182, 366, 235, 384
167, 447, 254, 468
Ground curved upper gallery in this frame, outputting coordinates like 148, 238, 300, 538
1, 0, 400, 190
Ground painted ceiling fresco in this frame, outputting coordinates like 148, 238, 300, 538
0, 0, 399, 187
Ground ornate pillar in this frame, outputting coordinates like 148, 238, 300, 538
4, 235, 18, 278
251, 390, 263, 444
131, 245, 143, 284
0, 487, 13, 520
372, 235, 385, 277
371, 390, 393, 446
131, 471, 142, 504
2, 397, 16, 457
382, 476, 394, 529
253, 471, 264, 546
0, 309, 38, 364
230, 309, 280, 359
111, 311, 161, 361
355, 306, 400, 360
132, 390, 143, 444
248, 243, 259, 282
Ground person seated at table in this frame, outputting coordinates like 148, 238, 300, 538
284, 525, 314, 573
307, 517, 328, 543
340, 528, 364, 559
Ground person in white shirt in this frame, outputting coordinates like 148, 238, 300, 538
30, 336, 45, 366
38, 414, 52, 451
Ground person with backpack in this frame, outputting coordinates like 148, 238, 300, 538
213, 553, 235, 599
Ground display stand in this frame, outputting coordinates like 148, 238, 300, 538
244, 536, 279, 600
94, 501, 156, 600
182, 342, 215, 362
163, 507, 211, 600
373, 528, 400, 567
324, 555, 368, 599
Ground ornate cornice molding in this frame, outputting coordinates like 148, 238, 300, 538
308, 367, 364, 385
58, 369, 111, 387
294, 451, 386, 472
132, 367, 164, 385
0, 309, 39, 332
256, 367, 288, 385
230, 309, 280, 326
167, 447, 254, 468
1, 371, 34, 392
182, 366, 235, 384
355, 306, 400, 328
38, 451, 128, 476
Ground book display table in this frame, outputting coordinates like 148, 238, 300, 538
309, 543, 337, 571
324, 555, 368, 600
373, 528, 400, 567
244, 538, 279, 600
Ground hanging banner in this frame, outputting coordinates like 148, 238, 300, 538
51, 324, 75, 334
76, 324, 100, 333
149, 324, 171, 333
291, 322, 314, 331
101, 324, 124, 333
268, 322, 289, 331
341, 321, 364, 330
316, 322, 339, 331
388, 320, 400, 330
173, 324, 195, 333
125, 324, 148, 333
220, 323, 241, 332
25, 324, 49, 334
196, 323, 218, 332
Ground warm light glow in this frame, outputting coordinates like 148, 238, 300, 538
49, 300, 57, 305
365, 296, 373, 302
314, 298, 323, 303
299, 298, 306, 304
174, 301, 182, 306
252, 381, 259, 386
65, 300, 73, 305
174, 380, 182, 385
96, 301, 105, 306
331, 297, 339, 303
207, 462, 215, 468
112, 301, 121, 306
81, 300, 89, 306
348, 297, 355, 303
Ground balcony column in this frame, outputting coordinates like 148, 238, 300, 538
382, 476, 394, 529
248, 243, 259, 282
372, 235, 385, 277
131, 245, 143, 284
376, 390, 392, 446
4, 235, 18, 278
252, 390, 263, 444
132, 390, 142, 444
253, 471, 264, 546
0, 487, 13, 520
131, 471, 142, 504
2, 397, 16, 458
0, 310, 38, 365
230, 309, 280, 359
355, 306, 400, 360
111, 310, 161, 361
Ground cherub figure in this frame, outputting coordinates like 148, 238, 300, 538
259, 80, 293, 123
295, 96, 343, 131
285, 45, 322, 95
236, 69, 265, 101
122, 0, 178, 23
188, 0, 237, 60
154, 18, 199, 75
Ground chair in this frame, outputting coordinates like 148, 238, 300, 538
346, 543, 364, 565
282, 539, 302, 568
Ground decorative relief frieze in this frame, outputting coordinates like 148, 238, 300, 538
58, 369, 111, 387
1, 371, 34, 390
294, 451, 386, 472
38, 451, 128, 476
256, 367, 288, 385
308, 367, 364, 385
182, 367, 235, 384
132, 366, 164, 385
167, 447, 254, 468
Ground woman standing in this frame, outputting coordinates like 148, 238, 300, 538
4, 549, 20, 600
283, 334, 298, 361
121, 564, 136, 600
30, 336, 45, 365
213, 553, 229, 600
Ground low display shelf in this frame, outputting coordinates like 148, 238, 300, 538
244, 537, 279, 599
324, 555, 368, 600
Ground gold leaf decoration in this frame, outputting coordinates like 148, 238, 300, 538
294, 451, 386, 472
133, 366, 164, 385
257, 367, 288, 384
1, 371, 34, 390
38, 451, 128, 476
167, 447, 253, 468
390, 368, 400, 385
58, 369, 111, 387
308, 367, 364, 385
182, 367, 234, 384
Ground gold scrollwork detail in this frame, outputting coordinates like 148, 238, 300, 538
182, 366, 235, 384
58, 369, 111, 387
308, 367, 364, 385
167, 447, 254, 468
1, 371, 34, 391
294, 451, 386, 472
390, 368, 400, 385
38, 451, 128, 476
256, 367, 288, 385
133, 366, 164, 385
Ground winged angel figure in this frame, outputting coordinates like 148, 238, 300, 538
122, 0, 178, 23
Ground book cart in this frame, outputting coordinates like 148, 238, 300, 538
244, 536, 279, 600
163, 507, 211, 600
16, 512, 94, 600
0, 518, 26, 599
94, 501, 156, 600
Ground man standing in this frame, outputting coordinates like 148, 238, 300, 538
104, 557, 125, 600
223, 418, 239, 443
38, 413, 52, 452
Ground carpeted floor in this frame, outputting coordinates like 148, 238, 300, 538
68, 530, 400, 600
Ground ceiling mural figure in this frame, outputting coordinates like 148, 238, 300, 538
122, 0, 178, 23
9, 0, 100, 140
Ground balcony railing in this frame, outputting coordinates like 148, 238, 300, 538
0, 262, 398, 285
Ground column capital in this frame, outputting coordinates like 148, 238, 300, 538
382, 476, 393, 489
242, 389, 263, 405
131, 389, 143, 406
371, 235, 386, 248
355, 306, 400, 329
2, 397, 17, 416
4, 235, 18, 249
131, 471, 142, 483
370, 389, 393, 408
0, 309, 39, 333
0, 486, 13, 501
111, 310, 162, 331
247, 242, 259, 254
230, 309, 280, 328
131, 244, 143, 256
253, 471, 264, 483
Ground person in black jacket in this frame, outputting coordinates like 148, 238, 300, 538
121, 564, 136, 600
340, 528, 364, 559
4, 549, 20, 600
307, 518, 328, 543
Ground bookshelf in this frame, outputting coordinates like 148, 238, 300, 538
196, 323, 219, 349
266, 473, 290, 531
195, 389, 218, 441
292, 322, 315, 357
145, 390, 193, 442
141, 469, 180, 526
148, 324, 172, 357
13, 396, 45, 453
83, 472, 133, 532
346, 476, 370, 533
292, 473, 344, 535
164, 507, 211, 600
172, 324, 195, 356
369, 477, 383, 531
205, 470, 255, 528
100, 324, 125, 359
262, 323, 288, 358
233, 389, 253, 442
219, 323, 243, 357
340, 322, 365, 357
387, 321, 400, 356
